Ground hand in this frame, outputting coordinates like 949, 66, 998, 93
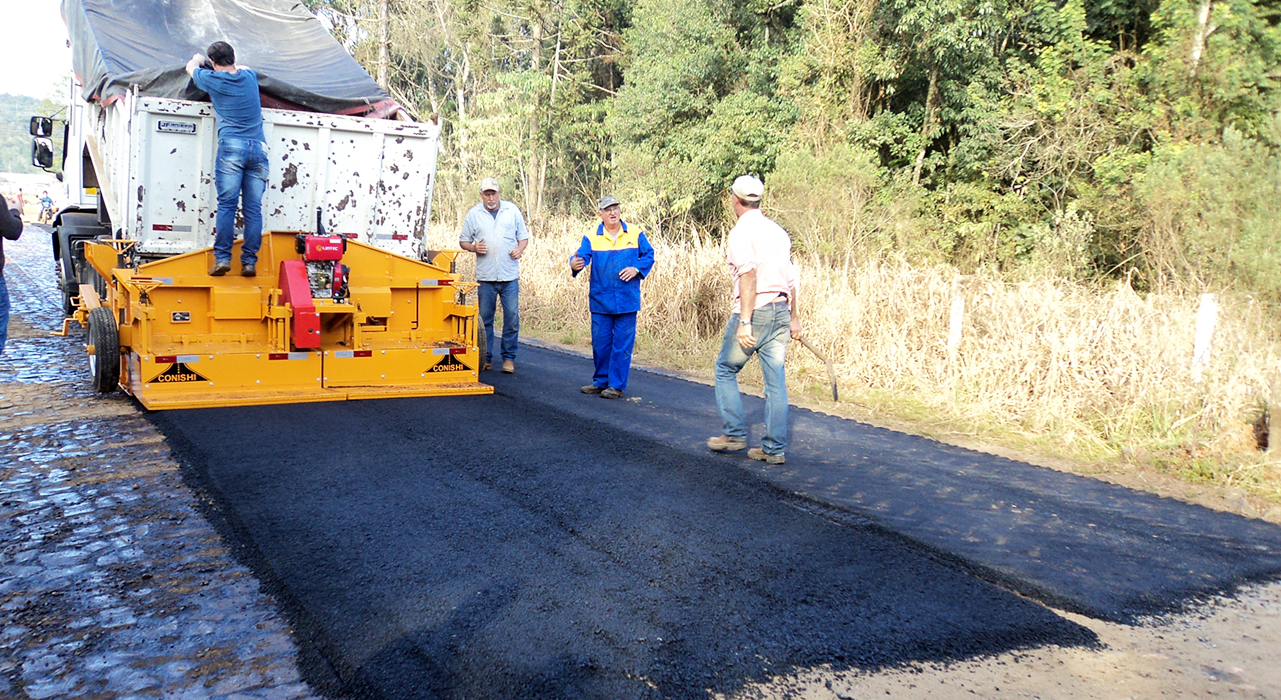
474, 240, 488, 255
737, 322, 756, 349
192, 53, 206, 64
619, 266, 638, 282
570, 256, 585, 272
509, 247, 523, 260
790, 318, 803, 340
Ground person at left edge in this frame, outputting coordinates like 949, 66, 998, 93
186, 41, 268, 278
459, 177, 530, 374
0, 195, 23, 354
570, 196, 655, 400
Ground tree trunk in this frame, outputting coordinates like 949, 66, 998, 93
1190, 0, 1215, 77
377, 0, 390, 90
536, 33, 561, 219
912, 64, 940, 187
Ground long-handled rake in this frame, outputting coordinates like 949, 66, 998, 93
798, 336, 838, 402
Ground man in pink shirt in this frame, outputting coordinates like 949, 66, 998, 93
707, 175, 803, 464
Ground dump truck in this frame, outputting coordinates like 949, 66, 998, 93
31, 0, 491, 409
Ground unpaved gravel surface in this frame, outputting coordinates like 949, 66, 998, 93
2, 226, 320, 699
725, 581, 1281, 698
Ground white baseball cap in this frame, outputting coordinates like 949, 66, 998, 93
731, 175, 764, 202
479, 177, 500, 193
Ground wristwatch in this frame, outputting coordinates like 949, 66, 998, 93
739, 318, 751, 327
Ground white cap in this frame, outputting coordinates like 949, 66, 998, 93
479, 177, 500, 193
731, 175, 764, 202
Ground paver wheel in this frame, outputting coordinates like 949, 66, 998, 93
87, 306, 120, 393
476, 318, 488, 372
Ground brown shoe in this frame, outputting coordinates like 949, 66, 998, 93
600, 387, 624, 399
209, 261, 231, 276
748, 447, 785, 465
707, 435, 747, 452
502, 360, 515, 374
581, 385, 605, 394
241, 262, 257, 277
482, 362, 492, 371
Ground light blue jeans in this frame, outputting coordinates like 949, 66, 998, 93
0, 273, 9, 354
478, 279, 520, 363
214, 138, 269, 265
715, 300, 791, 456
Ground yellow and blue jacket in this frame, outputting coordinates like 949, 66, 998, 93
571, 221, 655, 315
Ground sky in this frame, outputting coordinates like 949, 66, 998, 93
1, 1, 74, 99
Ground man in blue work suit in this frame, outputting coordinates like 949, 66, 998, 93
186, 41, 269, 277
570, 196, 655, 399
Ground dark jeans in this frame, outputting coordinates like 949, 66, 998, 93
0, 273, 9, 354
214, 138, 269, 265
478, 279, 520, 363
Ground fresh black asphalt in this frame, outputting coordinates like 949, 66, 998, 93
497, 343, 1281, 622
149, 342, 1281, 699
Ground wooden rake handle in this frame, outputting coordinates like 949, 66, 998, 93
797, 336, 838, 402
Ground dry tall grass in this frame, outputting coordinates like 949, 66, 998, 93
427, 214, 1281, 496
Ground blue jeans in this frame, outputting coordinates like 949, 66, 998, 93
715, 300, 792, 456
590, 312, 637, 391
0, 273, 9, 354
214, 138, 269, 265
478, 279, 520, 363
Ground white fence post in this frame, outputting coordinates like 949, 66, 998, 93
1191, 293, 1218, 381
948, 278, 965, 360
1270, 378, 1279, 455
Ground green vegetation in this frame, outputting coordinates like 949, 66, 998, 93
0, 94, 45, 174
310, 0, 1280, 299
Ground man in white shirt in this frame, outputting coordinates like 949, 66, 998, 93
459, 177, 530, 373
706, 175, 803, 464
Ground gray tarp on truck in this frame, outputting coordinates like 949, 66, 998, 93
63, 0, 399, 117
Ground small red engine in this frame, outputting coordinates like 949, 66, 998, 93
294, 233, 350, 303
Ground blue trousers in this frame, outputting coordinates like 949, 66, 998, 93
214, 138, 269, 266
478, 279, 520, 362
590, 312, 637, 391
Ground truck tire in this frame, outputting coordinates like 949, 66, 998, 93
87, 306, 120, 393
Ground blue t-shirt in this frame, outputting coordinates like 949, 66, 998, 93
192, 67, 265, 142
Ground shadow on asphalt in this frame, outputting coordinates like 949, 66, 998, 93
153, 393, 1096, 700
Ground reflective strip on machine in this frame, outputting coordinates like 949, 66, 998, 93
154, 354, 200, 363
431, 347, 467, 355
269, 352, 310, 360
420, 279, 452, 287
333, 350, 373, 358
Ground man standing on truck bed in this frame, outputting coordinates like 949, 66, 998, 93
186, 41, 268, 277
